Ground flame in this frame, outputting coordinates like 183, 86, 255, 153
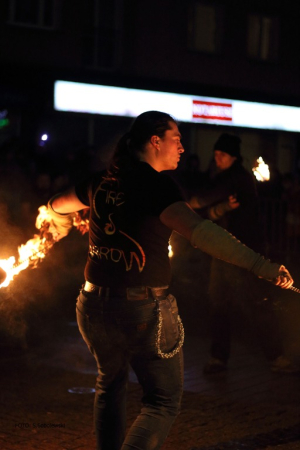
168, 244, 173, 258
0, 206, 90, 289
252, 157, 270, 182
73, 210, 89, 235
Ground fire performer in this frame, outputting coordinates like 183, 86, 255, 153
189, 133, 298, 375
47, 112, 293, 450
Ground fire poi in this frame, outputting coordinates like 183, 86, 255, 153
0, 205, 89, 289
0, 204, 299, 294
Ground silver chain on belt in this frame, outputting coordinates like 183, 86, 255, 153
155, 306, 185, 359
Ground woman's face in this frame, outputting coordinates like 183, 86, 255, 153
156, 122, 184, 171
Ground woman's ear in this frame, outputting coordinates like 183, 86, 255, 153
150, 135, 160, 150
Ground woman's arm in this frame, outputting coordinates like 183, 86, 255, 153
47, 187, 89, 241
159, 201, 293, 289
50, 187, 89, 213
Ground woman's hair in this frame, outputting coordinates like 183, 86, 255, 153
106, 110, 176, 180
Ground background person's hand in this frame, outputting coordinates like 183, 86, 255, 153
189, 195, 201, 209
227, 194, 240, 210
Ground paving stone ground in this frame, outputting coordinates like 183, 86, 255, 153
1, 244, 300, 449
0, 320, 300, 450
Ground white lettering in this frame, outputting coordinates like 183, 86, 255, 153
192, 101, 232, 120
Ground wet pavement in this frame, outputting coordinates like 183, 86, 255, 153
0, 318, 300, 450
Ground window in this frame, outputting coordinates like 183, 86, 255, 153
82, 0, 123, 70
8, 0, 59, 29
247, 14, 279, 62
188, 2, 224, 54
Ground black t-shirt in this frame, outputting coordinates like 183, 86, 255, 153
75, 161, 183, 287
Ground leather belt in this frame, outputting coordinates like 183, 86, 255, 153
83, 281, 168, 301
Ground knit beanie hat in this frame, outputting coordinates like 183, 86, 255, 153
214, 133, 242, 159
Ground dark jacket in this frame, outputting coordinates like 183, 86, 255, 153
197, 161, 262, 251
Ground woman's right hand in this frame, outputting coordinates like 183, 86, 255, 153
273, 265, 294, 289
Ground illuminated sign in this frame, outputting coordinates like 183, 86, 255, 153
193, 100, 232, 121
54, 80, 300, 132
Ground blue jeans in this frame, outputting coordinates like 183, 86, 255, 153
76, 288, 184, 450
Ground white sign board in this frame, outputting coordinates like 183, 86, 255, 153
54, 80, 300, 132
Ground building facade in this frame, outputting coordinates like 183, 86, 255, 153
0, 0, 299, 176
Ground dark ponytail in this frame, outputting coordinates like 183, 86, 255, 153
106, 111, 176, 181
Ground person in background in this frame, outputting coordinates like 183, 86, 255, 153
176, 153, 204, 200
47, 113, 293, 450
190, 133, 298, 375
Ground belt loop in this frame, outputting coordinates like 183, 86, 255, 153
150, 286, 169, 300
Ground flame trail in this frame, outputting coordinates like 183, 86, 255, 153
0, 206, 89, 289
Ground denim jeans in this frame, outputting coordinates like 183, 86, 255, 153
76, 288, 184, 450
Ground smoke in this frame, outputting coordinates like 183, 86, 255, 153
0, 198, 88, 351
0, 289, 30, 350
0, 202, 24, 258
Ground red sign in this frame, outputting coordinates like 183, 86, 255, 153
193, 100, 232, 121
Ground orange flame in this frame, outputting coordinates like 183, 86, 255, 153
0, 206, 89, 289
73, 209, 90, 235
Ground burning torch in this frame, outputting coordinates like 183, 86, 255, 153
0, 205, 89, 289
0, 202, 299, 295
252, 156, 270, 182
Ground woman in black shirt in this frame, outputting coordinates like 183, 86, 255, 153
47, 111, 293, 450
